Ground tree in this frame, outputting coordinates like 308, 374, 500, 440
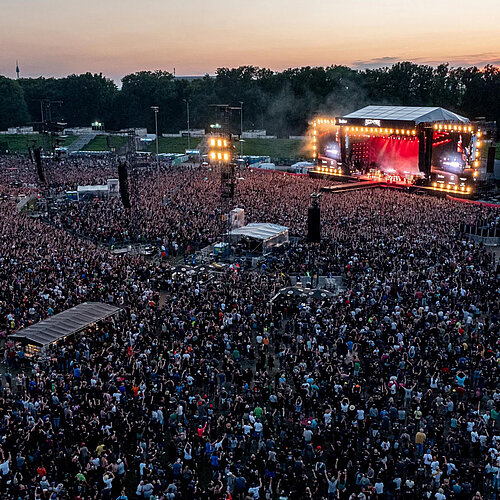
58, 73, 118, 127
114, 71, 178, 133
5, 62, 500, 138
0, 76, 30, 130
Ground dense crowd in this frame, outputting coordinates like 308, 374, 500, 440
0, 155, 499, 500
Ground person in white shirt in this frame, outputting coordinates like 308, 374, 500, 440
254, 421, 263, 436
374, 481, 384, 494
435, 487, 446, 500
248, 478, 262, 499
0, 456, 10, 476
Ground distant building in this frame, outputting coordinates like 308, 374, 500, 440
6, 126, 35, 135
241, 130, 277, 139
180, 129, 205, 137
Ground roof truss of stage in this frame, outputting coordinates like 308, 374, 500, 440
10, 302, 121, 347
339, 106, 469, 126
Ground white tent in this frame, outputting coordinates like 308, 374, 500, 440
227, 223, 289, 253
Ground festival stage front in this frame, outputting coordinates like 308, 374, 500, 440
310, 106, 484, 195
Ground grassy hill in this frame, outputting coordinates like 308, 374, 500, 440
0, 134, 308, 161
81, 135, 128, 152
0, 134, 77, 153
239, 138, 305, 159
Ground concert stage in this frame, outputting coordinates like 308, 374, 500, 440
310, 106, 485, 196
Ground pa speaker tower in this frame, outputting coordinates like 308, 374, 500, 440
118, 160, 131, 209
307, 192, 322, 243
308, 207, 321, 243
34, 147, 45, 184
487, 146, 496, 174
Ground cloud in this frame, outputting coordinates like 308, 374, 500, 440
351, 57, 401, 69
351, 53, 500, 70
419, 53, 500, 68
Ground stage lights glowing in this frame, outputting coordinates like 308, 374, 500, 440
209, 134, 231, 162
341, 126, 416, 137
316, 118, 335, 126
436, 124, 475, 133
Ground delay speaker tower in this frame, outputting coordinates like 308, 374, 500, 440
307, 192, 322, 243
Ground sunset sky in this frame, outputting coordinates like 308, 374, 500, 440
1, 0, 499, 82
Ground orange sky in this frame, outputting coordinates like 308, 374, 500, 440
1, 0, 499, 81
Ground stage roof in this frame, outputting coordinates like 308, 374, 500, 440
10, 302, 121, 347
228, 223, 289, 240
342, 106, 469, 124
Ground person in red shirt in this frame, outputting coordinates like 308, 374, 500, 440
197, 422, 208, 438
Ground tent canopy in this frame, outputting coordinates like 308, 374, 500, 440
10, 302, 121, 347
228, 223, 289, 241
341, 106, 469, 125
77, 185, 109, 193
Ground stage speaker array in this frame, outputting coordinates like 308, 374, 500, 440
117, 160, 131, 209
307, 206, 321, 243
486, 146, 496, 174
34, 147, 46, 184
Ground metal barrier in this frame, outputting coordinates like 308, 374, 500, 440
460, 222, 500, 246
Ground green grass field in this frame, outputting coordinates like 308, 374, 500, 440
81, 135, 128, 152
0, 134, 77, 153
143, 137, 306, 159
1, 134, 308, 160
239, 138, 305, 159
143, 137, 202, 154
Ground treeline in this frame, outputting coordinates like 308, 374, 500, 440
0, 62, 499, 137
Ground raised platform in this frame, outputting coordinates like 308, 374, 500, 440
310, 170, 477, 199
321, 181, 381, 193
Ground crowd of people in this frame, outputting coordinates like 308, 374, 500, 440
0, 154, 499, 500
